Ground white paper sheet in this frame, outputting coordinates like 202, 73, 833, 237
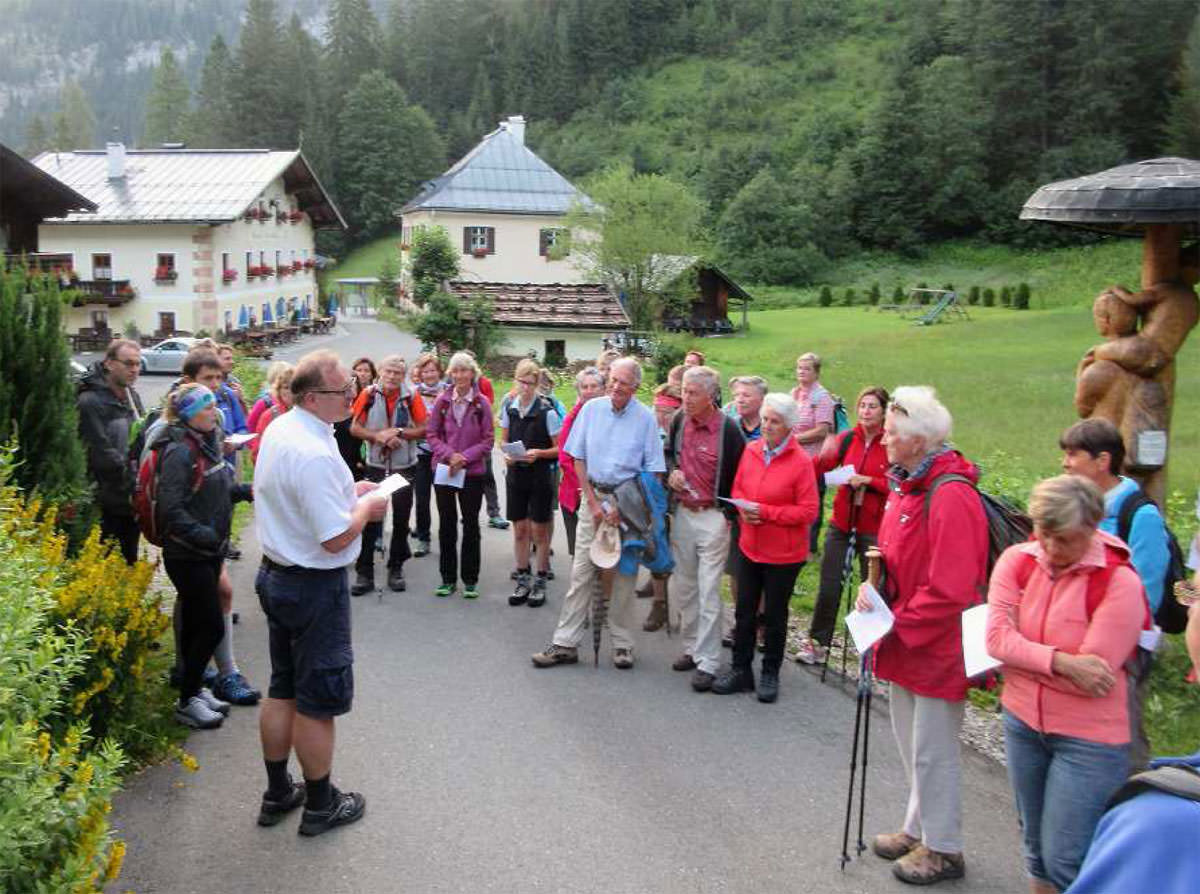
844, 582, 894, 653
961, 604, 1002, 678
434, 463, 465, 489
823, 464, 856, 487
225, 432, 258, 447
718, 497, 759, 512
369, 473, 411, 500
500, 440, 528, 458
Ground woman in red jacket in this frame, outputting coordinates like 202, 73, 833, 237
854, 385, 988, 886
796, 386, 890, 665
712, 393, 819, 704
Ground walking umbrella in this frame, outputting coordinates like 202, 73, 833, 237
591, 575, 609, 668
237, 304, 249, 328
263, 301, 274, 325
328, 294, 339, 314
275, 297, 286, 319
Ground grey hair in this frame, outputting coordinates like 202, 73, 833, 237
761, 392, 800, 429
887, 385, 952, 446
729, 375, 768, 397
379, 354, 407, 370
683, 365, 721, 399
610, 356, 643, 386
446, 351, 480, 378
1029, 474, 1104, 533
575, 366, 604, 391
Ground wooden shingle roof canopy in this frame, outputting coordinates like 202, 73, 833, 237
1, 142, 96, 219
446, 281, 630, 330
1021, 157, 1200, 237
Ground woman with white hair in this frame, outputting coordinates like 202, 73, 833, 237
854, 385, 988, 886
426, 351, 494, 599
986, 475, 1145, 894
712, 392, 819, 703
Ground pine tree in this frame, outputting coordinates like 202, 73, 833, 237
818, 286, 833, 307
868, 283, 881, 305
143, 47, 191, 146
23, 114, 51, 157
983, 288, 995, 307
229, 0, 289, 148
1015, 282, 1031, 310
325, 0, 382, 105
1166, 9, 1200, 156
52, 81, 96, 150
282, 14, 324, 156
1000, 286, 1012, 307
187, 34, 235, 148
411, 225, 460, 307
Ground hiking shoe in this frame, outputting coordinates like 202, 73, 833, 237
545, 568, 555, 581
509, 572, 531, 606
202, 666, 219, 688
213, 672, 261, 706
435, 583, 455, 598
387, 569, 406, 592
413, 539, 430, 557
528, 574, 548, 608
257, 781, 305, 827
350, 572, 373, 597
298, 788, 366, 837
175, 696, 224, 729
488, 516, 510, 530
511, 568, 520, 580
721, 631, 733, 648
794, 635, 827, 666
532, 644, 579, 668
226, 547, 242, 561
197, 687, 232, 715
892, 845, 965, 885
873, 831, 921, 860
757, 669, 780, 703
712, 667, 755, 695
672, 653, 697, 672
643, 600, 668, 632
612, 648, 634, 670
463, 584, 480, 600
691, 670, 715, 692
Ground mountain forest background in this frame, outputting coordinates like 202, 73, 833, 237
6, 0, 1200, 284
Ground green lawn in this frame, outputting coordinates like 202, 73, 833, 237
319, 233, 402, 291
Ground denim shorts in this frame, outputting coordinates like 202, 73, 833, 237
255, 563, 354, 718
1002, 709, 1129, 890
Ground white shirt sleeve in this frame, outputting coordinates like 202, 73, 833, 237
295, 454, 354, 544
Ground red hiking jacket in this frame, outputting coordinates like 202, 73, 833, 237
731, 436, 819, 565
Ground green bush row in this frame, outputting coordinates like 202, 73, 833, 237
814, 281, 1033, 308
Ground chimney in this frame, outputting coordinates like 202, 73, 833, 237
503, 115, 526, 145
106, 141, 126, 180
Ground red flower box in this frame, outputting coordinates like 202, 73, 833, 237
472, 248, 488, 258
154, 266, 177, 283
276, 265, 288, 276
302, 259, 315, 269
222, 269, 238, 283
291, 261, 302, 272
288, 210, 303, 223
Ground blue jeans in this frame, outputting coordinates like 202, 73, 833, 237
1003, 710, 1129, 890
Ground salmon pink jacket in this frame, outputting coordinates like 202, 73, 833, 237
986, 532, 1145, 746
731, 435, 819, 565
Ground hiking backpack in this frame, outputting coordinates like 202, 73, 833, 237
132, 438, 205, 547
1116, 491, 1190, 635
831, 395, 850, 434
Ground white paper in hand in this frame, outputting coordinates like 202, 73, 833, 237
369, 473, 410, 500
500, 440, 528, 458
718, 497, 758, 512
824, 464, 856, 487
961, 604, 1002, 678
225, 432, 258, 447
844, 582, 894, 653
434, 463, 466, 489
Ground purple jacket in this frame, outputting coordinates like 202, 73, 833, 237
426, 386, 494, 477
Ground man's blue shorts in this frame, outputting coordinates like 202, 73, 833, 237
255, 562, 354, 717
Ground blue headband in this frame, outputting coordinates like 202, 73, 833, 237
176, 386, 216, 422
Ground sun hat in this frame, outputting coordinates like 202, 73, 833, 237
589, 519, 622, 569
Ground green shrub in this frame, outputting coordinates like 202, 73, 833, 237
841, 288, 857, 306
1000, 286, 1012, 307
892, 285, 905, 302
1015, 282, 1031, 310
652, 335, 688, 383
968, 286, 980, 305
868, 283, 881, 305
983, 288, 996, 307
818, 286, 833, 307
942, 283, 954, 292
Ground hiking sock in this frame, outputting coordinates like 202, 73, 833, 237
265, 759, 291, 797
305, 774, 333, 812
213, 611, 237, 676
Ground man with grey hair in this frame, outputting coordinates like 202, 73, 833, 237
723, 375, 766, 442
532, 357, 666, 670
664, 366, 746, 690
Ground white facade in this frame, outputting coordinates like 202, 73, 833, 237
497, 326, 610, 364
40, 173, 318, 338
400, 210, 585, 286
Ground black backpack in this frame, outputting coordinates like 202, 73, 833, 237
1116, 491, 1190, 635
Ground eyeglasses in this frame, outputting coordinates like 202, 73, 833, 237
516, 378, 538, 387
311, 383, 355, 398
887, 400, 908, 416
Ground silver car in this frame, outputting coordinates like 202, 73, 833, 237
140, 337, 198, 374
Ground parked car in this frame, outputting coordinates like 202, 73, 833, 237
140, 337, 198, 374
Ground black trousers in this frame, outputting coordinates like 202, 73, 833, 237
357, 465, 415, 574
810, 526, 877, 648
561, 506, 579, 555
483, 453, 501, 518
809, 476, 826, 556
733, 558, 805, 673
413, 452, 434, 542
165, 556, 224, 702
100, 510, 140, 565
436, 476, 484, 585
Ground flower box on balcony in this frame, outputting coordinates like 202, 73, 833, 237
302, 259, 315, 269
222, 269, 238, 283
471, 249, 488, 258
291, 261, 302, 273
154, 267, 177, 283
260, 266, 274, 278
276, 265, 289, 277
275, 211, 288, 224
288, 211, 303, 223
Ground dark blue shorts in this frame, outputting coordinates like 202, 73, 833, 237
255, 563, 354, 718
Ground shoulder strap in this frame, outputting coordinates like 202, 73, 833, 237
1107, 765, 1200, 811
1116, 489, 1154, 544
836, 429, 855, 466
922, 472, 975, 517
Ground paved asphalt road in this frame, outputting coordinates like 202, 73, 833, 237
104, 317, 1026, 893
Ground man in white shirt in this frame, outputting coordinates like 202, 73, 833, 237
532, 357, 666, 670
253, 349, 387, 837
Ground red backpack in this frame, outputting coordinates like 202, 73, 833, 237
132, 438, 206, 546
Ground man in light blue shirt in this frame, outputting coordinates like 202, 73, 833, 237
533, 358, 666, 670
1060, 418, 1169, 769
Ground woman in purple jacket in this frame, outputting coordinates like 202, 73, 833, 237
426, 351, 495, 599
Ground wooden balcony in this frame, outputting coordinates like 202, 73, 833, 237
4, 251, 75, 273
68, 280, 137, 306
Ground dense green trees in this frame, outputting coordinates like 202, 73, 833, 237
143, 48, 190, 147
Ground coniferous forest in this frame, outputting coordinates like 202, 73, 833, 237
6, 0, 1200, 284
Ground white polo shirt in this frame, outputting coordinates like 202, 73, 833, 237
255, 406, 360, 569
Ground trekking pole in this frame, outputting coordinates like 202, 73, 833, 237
856, 549, 883, 857
840, 672, 865, 870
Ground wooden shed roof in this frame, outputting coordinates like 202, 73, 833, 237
446, 281, 630, 331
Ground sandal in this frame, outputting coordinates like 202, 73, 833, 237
892, 845, 965, 886
872, 831, 920, 860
